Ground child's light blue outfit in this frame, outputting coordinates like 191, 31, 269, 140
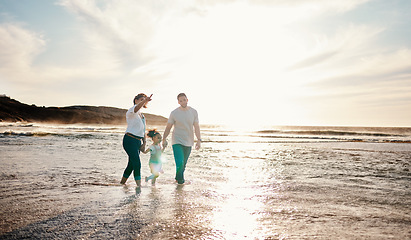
146, 144, 163, 181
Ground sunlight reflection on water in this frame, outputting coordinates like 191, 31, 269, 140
205, 141, 288, 239
1, 124, 410, 239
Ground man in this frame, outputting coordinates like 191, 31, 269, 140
162, 93, 201, 184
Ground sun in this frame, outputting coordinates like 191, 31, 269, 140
147, 1, 317, 127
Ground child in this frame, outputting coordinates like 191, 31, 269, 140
142, 129, 164, 185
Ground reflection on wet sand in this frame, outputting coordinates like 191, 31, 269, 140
212, 162, 260, 239
122, 143, 292, 239
120, 183, 220, 239
170, 185, 215, 239
1, 124, 410, 239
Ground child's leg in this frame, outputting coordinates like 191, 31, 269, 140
151, 177, 156, 185
151, 172, 160, 185
145, 173, 155, 181
146, 171, 159, 180
146, 163, 160, 182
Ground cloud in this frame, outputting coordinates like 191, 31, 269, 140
1, 0, 410, 126
310, 49, 411, 87
252, 0, 372, 15
288, 24, 385, 70
0, 21, 117, 84
287, 51, 339, 70
54, 0, 377, 82
0, 23, 45, 75
299, 47, 411, 126
58, 0, 168, 69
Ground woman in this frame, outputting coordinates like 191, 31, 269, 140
120, 93, 152, 187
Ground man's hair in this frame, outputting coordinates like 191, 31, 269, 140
177, 93, 187, 100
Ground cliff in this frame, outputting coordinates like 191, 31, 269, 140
0, 96, 167, 125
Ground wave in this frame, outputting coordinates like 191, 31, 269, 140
0, 131, 111, 139
261, 135, 411, 143
257, 130, 404, 137
0, 122, 126, 137
245, 127, 409, 143
64, 126, 123, 132
2, 124, 410, 144
1, 131, 54, 137
203, 136, 411, 144
204, 126, 411, 143
0, 123, 34, 128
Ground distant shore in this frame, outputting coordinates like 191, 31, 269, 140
0, 95, 167, 125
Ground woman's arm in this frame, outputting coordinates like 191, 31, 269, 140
140, 140, 147, 152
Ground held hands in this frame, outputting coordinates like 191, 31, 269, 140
162, 140, 168, 149
140, 138, 146, 152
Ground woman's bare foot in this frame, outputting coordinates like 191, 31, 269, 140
120, 177, 127, 185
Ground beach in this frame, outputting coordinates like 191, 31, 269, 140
0, 123, 410, 239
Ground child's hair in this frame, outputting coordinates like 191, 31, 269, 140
147, 129, 160, 138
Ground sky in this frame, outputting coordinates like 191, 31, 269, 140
1, 0, 411, 127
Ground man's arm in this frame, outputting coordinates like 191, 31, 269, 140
194, 122, 201, 150
162, 122, 173, 148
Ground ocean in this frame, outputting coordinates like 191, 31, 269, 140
0, 122, 410, 239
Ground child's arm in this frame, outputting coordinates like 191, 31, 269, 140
141, 145, 150, 154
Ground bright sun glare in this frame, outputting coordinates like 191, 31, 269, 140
150, 2, 315, 127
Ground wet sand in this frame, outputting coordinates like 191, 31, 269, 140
2, 152, 410, 239
1, 124, 410, 239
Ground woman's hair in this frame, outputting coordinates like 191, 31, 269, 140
133, 93, 147, 107
147, 129, 160, 138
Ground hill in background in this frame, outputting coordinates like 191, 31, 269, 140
0, 95, 167, 125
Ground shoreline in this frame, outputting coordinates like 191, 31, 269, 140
1, 124, 410, 239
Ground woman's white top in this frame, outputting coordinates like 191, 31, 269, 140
125, 105, 145, 137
